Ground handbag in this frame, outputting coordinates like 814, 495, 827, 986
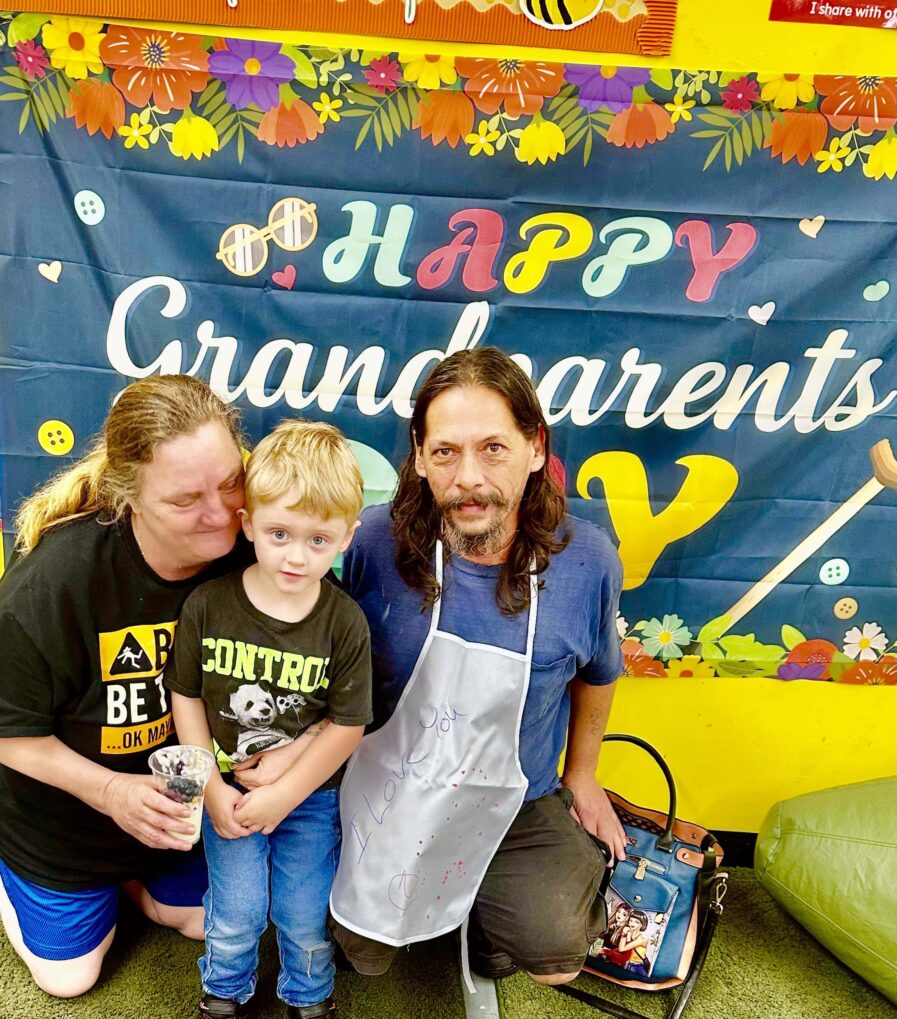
557, 734, 728, 1019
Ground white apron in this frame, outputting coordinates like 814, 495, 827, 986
330, 542, 537, 946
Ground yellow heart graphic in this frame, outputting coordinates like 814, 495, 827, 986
798, 216, 825, 239
38, 260, 62, 283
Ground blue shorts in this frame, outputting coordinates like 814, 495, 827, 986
0, 850, 208, 962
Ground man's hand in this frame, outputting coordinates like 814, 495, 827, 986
562, 771, 627, 863
102, 773, 195, 851
204, 777, 254, 840
234, 783, 295, 835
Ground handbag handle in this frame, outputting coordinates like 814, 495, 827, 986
603, 734, 677, 853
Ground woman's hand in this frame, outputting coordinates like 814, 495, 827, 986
102, 773, 196, 851
204, 777, 255, 840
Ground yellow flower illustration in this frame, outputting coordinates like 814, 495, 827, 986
465, 120, 500, 157
398, 52, 457, 91
312, 92, 343, 124
664, 96, 695, 123
814, 137, 850, 173
170, 114, 219, 160
665, 656, 717, 679
42, 17, 105, 79
864, 133, 896, 180
757, 73, 815, 110
516, 117, 565, 165
118, 113, 153, 150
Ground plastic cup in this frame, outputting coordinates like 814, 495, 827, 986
148, 745, 215, 845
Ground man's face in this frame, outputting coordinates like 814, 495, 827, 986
414, 385, 545, 559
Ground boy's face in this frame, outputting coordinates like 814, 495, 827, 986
240, 490, 358, 598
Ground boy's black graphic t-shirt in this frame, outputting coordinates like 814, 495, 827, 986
0, 516, 252, 890
164, 572, 372, 785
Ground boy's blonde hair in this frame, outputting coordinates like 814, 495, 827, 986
245, 420, 364, 522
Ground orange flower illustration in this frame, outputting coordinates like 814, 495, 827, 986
814, 75, 896, 133
766, 109, 828, 166
68, 77, 126, 139
838, 655, 897, 685
621, 639, 666, 678
455, 57, 564, 120
258, 100, 324, 148
416, 90, 475, 148
606, 102, 674, 149
100, 26, 209, 113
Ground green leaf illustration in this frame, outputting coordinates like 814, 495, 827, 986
780, 625, 807, 650
7, 12, 50, 46
284, 46, 318, 89
828, 652, 855, 681
697, 614, 732, 644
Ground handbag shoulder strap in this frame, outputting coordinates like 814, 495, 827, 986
603, 733, 677, 852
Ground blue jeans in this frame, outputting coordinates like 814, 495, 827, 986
199, 787, 340, 1007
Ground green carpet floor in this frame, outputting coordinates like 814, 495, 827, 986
497, 867, 897, 1019
0, 910, 465, 1019
2, 868, 895, 1018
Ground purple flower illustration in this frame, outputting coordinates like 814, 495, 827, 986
563, 65, 651, 113
776, 662, 827, 681
209, 40, 295, 110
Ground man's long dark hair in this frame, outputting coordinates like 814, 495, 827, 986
391, 347, 569, 616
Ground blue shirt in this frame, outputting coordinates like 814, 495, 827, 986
342, 504, 624, 803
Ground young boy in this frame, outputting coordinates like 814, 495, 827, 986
165, 421, 372, 1019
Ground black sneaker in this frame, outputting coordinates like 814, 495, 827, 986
287, 1000, 337, 1019
467, 922, 520, 980
198, 996, 241, 1019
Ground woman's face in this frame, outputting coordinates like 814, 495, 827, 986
129, 420, 245, 577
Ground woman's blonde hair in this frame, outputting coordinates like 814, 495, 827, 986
15, 375, 242, 555
245, 420, 364, 523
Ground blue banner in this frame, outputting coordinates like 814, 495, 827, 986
1, 15, 896, 683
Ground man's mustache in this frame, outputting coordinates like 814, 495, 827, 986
438, 493, 509, 512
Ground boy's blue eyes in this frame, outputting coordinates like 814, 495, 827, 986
269, 530, 328, 546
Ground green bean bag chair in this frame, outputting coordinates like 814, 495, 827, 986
755, 777, 897, 1003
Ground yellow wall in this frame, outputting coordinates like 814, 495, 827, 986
602, 678, 897, 831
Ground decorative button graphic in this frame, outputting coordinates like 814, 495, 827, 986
833, 597, 858, 620
38, 419, 74, 455
217, 197, 318, 277
819, 558, 849, 586
74, 189, 106, 226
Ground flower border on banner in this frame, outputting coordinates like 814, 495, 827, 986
1, 14, 895, 177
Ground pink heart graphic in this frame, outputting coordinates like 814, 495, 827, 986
272, 264, 296, 290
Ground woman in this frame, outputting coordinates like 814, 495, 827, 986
0, 375, 251, 998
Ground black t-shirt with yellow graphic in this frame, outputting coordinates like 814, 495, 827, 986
164, 572, 372, 783
0, 515, 252, 890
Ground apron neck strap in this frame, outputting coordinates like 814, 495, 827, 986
433, 540, 539, 655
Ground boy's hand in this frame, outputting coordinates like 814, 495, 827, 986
232, 721, 331, 789
234, 783, 296, 835
205, 778, 255, 840
231, 744, 296, 789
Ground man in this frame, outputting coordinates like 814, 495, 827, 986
329, 347, 625, 986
